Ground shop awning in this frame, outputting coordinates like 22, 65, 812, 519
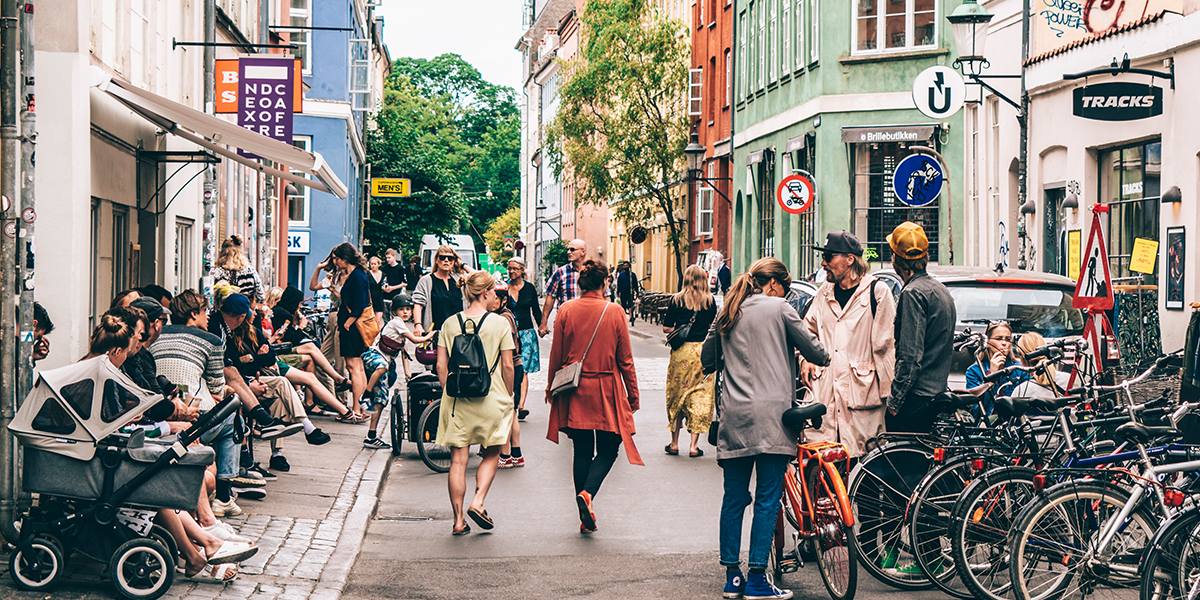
93, 72, 348, 199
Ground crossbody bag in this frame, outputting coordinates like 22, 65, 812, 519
549, 304, 610, 399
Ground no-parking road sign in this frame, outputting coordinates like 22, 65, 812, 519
776, 172, 816, 215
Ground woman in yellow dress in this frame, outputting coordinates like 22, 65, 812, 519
663, 265, 717, 458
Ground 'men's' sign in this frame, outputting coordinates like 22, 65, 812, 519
1072, 82, 1164, 121
238, 56, 295, 156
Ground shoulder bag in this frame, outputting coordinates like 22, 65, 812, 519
665, 309, 697, 351
706, 330, 724, 447
550, 304, 610, 399
355, 304, 381, 347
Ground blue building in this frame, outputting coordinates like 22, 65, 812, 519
285, 0, 384, 289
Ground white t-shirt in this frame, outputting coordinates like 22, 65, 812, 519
379, 317, 426, 375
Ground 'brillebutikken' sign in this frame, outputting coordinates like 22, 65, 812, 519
237, 56, 296, 158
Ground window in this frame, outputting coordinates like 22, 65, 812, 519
852, 141, 940, 262
710, 0, 718, 23
174, 218, 194, 293
350, 38, 371, 112
89, 199, 100, 330
689, 68, 703, 117
854, 0, 936, 54
724, 49, 732, 106
768, 0, 778, 83
756, 157, 776, 257
737, 11, 747, 100
99, 0, 117, 66
288, 136, 312, 225
1098, 140, 1161, 281
793, 0, 805, 70
112, 206, 130, 294
757, 1, 766, 89
708, 57, 717, 121
698, 163, 715, 236
782, 0, 791, 75
130, 0, 147, 85
809, 0, 819, 64
697, 0, 704, 27
290, 0, 311, 73
790, 136, 818, 276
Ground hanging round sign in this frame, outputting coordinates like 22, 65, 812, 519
891, 153, 945, 207
776, 172, 816, 215
912, 65, 965, 120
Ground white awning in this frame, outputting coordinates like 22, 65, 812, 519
93, 71, 348, 199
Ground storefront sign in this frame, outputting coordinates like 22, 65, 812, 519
215, 58, 303, 114
912, 66, 965, 120
370, 178, 411, 198
1067, 229, 1082, 281
287, 230, 310, 254
841, 125, 936, 144
776, 172, 816, 215
1072, 82, 1163, 121
1129, 237, 1159, 274
237, 56, 296, 155
891, 154, 944, 207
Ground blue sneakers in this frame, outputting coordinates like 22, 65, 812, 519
722, 569, 745, 599
742, 571, 793, 600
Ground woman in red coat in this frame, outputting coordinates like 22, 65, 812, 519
545, 260, 642, 534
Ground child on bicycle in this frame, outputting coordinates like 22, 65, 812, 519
361, 294, 434, 450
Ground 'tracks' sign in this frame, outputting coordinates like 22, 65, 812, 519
1072, 82, 1164, 121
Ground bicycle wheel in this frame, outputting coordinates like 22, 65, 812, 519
848, 440, 934, 590
389, 390, 404, 456
1139, 505, 1200, 600
1009, 481, 1157, 600
950, 466, 1037, 600
910, 455, 980, 599
416, 400, 452, 473
811, 461, 858, 600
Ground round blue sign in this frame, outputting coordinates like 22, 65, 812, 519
891, 153, 945, 207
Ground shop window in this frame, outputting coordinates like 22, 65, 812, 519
852, 141, 940, 262
853, 0, 936, 55
1098, 140, 1161, 281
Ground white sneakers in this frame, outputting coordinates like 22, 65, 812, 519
211, 497, 243, 518
203, 520, 253, 544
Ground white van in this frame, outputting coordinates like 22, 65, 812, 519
419, 234, 478, 273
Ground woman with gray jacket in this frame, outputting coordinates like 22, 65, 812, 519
411, 245, 469, 336
701, 257, 829, 600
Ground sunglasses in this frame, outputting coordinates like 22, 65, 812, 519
568, 247, 582, 252
436, 255, 457, 262
821, 251, 839, 262
990, 335, 1013, 342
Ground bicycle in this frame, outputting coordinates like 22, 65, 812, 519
770, 402, 858, 600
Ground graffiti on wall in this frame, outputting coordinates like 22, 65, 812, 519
1033, 0, 1180, 55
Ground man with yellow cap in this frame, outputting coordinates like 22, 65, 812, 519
885, 221, 956, 433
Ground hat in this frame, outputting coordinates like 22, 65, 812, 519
219, 293, 253, 317
130, 297, 166, 322
506, 256, 526, 268
887, 221, 930, 260
813, 231, 864, 257
392, 293, 414, 309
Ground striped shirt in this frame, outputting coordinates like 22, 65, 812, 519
211, 265, 265, 302
150, 324, 226, 397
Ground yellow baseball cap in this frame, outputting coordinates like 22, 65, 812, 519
887, 221, 929, 260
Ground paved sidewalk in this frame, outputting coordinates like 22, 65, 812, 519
0, 415, 391, 600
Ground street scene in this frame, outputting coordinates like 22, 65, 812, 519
1, 0, 1200, 600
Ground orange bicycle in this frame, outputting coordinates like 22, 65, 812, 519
771, 403, 858, 600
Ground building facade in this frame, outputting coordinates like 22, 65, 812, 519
731, 0, 965, 277
688, 0, 735, 267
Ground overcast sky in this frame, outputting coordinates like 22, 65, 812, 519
379, 1, 525, 92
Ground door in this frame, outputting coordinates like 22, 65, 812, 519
1043, 187, 1065, 275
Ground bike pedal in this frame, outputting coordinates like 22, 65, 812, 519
780, 558, 801, 573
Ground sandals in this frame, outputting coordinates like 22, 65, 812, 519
664, 444, 679, 456
304, 402, 327, 417
689, 448, 705, 458
181, 563, 239, 583
336, 412, 367, 424
451, 523, 471, 536
466, 506, 494, 530
206, 540, 258, 565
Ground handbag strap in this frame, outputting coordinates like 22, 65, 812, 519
578, 304, 611, 364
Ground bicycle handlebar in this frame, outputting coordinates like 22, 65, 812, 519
1066, 349, 1183, 395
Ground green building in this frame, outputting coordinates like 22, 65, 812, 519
732, 0, 965, 275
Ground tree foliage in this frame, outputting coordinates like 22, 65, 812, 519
483, 205, 521, 264
541, 239, 569, 280
547, 0, 691, 287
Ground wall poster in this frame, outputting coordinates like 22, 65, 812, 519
1166, 226, 1185, 310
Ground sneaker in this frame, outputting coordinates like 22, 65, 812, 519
723, 569, 746, 599
305, 428, 331, 445
362, 436, 391, 450
576, 491, 597, 531
234, 487, 266, 501
258, 421, 304, 440
335, 379, 352, 393
229, 474, 265, 488
743, 571, 792, 600
511, 456, 526, 468
884, 560, 925, 577
518, 409, 530, 421
240, 469, 265, 482
247, 464, 276, 481
269, 454, 291, 472
203, 521, 253, 544
878, 546, 900, 569
211, 498, 243, 518
498, 456, 514, 469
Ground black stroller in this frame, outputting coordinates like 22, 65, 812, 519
388, 344, 453, 472
7, 356, 242, 599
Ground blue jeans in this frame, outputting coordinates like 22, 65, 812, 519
719, 453, 790, 570
199, 413, 239, 479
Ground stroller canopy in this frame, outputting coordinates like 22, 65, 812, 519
9, 356, 163, 461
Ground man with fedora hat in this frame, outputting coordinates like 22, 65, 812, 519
800, 231, 896, 457
885, 221, 956, 433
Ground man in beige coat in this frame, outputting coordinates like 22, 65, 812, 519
800, 232, 896, 457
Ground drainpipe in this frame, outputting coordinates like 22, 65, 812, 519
257, 0, 272, 284
14, 0, 37, 522
0, 0, 22, 544
201, 0, 217, 297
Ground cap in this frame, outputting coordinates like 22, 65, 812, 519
506, 256, 526, 268
130, 297, 166, 322
219, 293, 253, 317
392, 293, 414, 308
887, 221, 930, 260
813, 231, 864, 257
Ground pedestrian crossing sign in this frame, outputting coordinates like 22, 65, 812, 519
1072, 206, 1114, 311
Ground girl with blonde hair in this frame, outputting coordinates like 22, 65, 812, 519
211, 235, 265, 304
1011, 332, 1067, 399
663, 264, 717, 457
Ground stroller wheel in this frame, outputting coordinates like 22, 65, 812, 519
390, 395, 404, 457
108, 538, 175, 600
9, 534, 64, 591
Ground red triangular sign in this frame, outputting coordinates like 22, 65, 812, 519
1073, 209, 1114, 310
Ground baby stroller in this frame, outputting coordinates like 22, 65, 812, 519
7, 356, 242, 599
387, 343, 451, 472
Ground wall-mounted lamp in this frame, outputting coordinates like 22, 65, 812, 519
1020, 198, 1037, 216
1162, 185, 1182, 204
1062, 189, 1079, 210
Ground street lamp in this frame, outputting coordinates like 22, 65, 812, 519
948, 0, 994, 76
684, 132, 706, 180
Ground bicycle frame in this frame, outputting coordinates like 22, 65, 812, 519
783, 441, 855, 530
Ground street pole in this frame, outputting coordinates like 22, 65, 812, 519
0, 0, 21, 544
13, 0, 36, 525
1017, 0, 1030, 270
201, 0, 217, 296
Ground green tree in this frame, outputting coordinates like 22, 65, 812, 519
547, 0, 690, 287
483, 205, 521, 263
541, 239, 569, 281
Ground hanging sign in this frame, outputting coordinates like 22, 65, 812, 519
891, 153, 945, 207
1072, 82, 1163, 121
1066, 229, 1082, 281
1073, 207, 1114, 310
371, 178, 411, 198
237, 56, 296, 156
1128, 237, 1159, 274
215, 58, 304, 114
287, 230, 310, 254
776, 172, 816, 215
912, 65, 965, 120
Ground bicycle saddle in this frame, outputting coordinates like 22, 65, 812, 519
994, 396, 1059, 419
782, 403, 827, 436
1113, 422, 1178, 445
930, 391, 977, 414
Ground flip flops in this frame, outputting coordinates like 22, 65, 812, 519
665, 444, 680, 456
689, 448, 705, 458
181, 563, 239, 583
336, 412, 367, 424
451, 523, 471, 536
466, 506, 494, 530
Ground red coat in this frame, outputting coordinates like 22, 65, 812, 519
545, 295, 642, 465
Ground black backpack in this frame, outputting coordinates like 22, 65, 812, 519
446, 313, 498, 398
